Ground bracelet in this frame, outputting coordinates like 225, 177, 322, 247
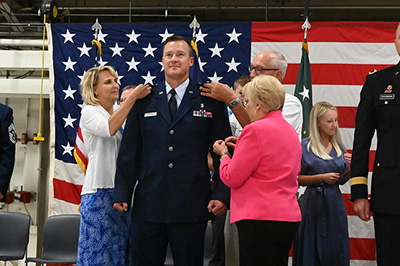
220, 152, 230, 159
228, 98, 241, 109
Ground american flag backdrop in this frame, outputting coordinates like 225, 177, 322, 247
48, 21, 400, 265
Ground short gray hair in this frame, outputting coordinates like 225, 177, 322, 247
268, 51, 288, 81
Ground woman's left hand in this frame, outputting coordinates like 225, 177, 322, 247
213, 140, 228, 156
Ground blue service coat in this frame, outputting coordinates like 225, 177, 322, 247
113, 79, 231, 223
0, 103, 16, 200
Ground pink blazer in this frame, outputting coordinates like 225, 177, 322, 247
220, 110, 302, 223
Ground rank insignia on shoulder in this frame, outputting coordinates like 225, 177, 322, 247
385, 85, 393, 93
369, 69, 377, 75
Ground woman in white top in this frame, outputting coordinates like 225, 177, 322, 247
76, 66, 151, 266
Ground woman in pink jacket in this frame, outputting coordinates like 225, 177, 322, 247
213, 75, 302, 266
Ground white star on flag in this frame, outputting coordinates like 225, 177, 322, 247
208, 72, 223, 83
94, 30, 108, 43
143, 43, 157, 57
196, 29, 208, 44
78, 102, 86, 109
226, 57, 241, 72
77, 71, 86, 84
300, 86, 310, 100
126, 29, 141, 44
61, 142, 74, 156
227, 28, 242, 43
115, 71, 124, 85
142, 71, 157, 85
63, 57, 77, 71
61, 29, 76, 43
159, 29, 174, 43
209, 43, 224, 58
159, 62, 164, 72
198, 57, 207, 72
126, 57, 140, 71
110, 43, 125, 57
77, 42, 92, 57
63, 85, 76, 100
62, 113, 77, 128
98, 57, 108, 66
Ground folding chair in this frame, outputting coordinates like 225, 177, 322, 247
25, 214, 80, 265
0, 211, 31, 266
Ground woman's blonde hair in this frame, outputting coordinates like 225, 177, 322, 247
308, 101, 345, 159
243, 75, 285, 113
81, 65, 118, 106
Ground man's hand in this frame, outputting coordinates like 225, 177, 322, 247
113, 202, 128, 212
207, 200, 227, 216
353, 198, 371, 221
0, 192, 3, 200
200, 82, 238, 104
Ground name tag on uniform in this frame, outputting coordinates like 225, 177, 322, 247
379, 94, 395, 100
144, 112, 157, 117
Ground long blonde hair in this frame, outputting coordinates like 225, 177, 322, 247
308, 101, 345, 159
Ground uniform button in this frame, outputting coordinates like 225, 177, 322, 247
169, 130, 175, 135
377, 163, 380, 167
168, 163, 174, 168
168, 146, 174, 152
385, 101, 388, 105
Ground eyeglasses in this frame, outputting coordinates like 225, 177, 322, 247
248, 66, 279, 75
241, 99, 249, 107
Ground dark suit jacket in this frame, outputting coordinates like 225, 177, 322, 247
0, 103, 16, 199
113, 79, 231, 223
351, 62, 400, 215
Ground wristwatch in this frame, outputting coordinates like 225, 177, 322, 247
229, 98, 241, 109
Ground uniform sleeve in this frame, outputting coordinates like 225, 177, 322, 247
220, 125, 261, 188
113, 105, 141, 207
80, 106, 111, 138
351, 75, 375, 201
282, 94, 303, 140
209, 101, 231, 206
0, 106, 16, 198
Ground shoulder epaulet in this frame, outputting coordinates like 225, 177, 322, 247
369, 69, 378, 75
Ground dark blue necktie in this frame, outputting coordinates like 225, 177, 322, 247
169, 89, 177, 118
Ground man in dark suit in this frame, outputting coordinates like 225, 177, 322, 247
0, 103, 16, 202
351, 23, 400, 266
113, 35, 231, 266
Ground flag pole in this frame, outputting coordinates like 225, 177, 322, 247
91, 18, 102, 67
294, 2, 313, 139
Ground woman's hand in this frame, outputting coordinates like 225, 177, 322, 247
130, 84, 152, 101
322, 172, 340, 184
225, 136, 238, 150
344, 152, 352, 165
213, 140, 228, 156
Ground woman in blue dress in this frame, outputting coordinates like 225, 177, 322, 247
293, 101, 352, 266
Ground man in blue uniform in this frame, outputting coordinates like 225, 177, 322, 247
0, 103, 16, 202
351, 23, 400, 266
113, 35, 231, 266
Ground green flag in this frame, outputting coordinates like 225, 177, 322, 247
294, 41, 313, 139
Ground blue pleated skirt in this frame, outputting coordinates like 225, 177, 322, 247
77, 188, 131, 266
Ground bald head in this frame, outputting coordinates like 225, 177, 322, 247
250, 51, 287, 81
395, 23, 400, 56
